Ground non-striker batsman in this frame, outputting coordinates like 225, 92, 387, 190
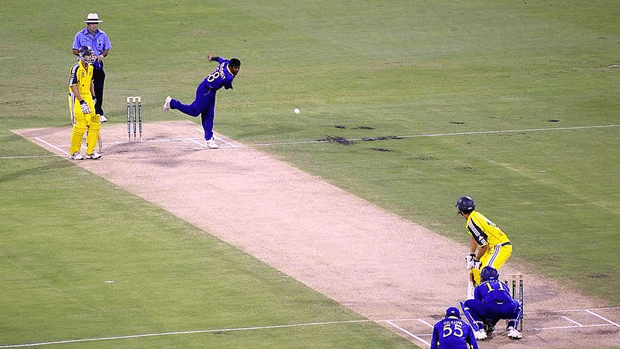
68, 46, 101, 160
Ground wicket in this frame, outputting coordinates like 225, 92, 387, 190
126, 96, 142, 141
506, 273, 524, 330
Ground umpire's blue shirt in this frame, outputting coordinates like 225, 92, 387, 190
72, 28, 111, 56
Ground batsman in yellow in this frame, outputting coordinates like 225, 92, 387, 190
456, 196, 512, 289
68, 45, 101, 160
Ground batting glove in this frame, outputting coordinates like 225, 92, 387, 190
466, 254, 476, 268
80, 100, 91, 114
473, 260, 482, 269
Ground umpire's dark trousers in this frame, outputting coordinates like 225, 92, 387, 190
93, 62, 105, 116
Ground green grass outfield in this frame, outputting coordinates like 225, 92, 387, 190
1, 0, 619, 347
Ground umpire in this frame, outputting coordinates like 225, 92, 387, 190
72, 13, 111, 122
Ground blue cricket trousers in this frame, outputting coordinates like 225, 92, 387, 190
464, 298, 520, 327
170, 79, 217, 140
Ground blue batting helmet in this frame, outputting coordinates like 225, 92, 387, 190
78, 45, 94, 57
456, 196, 475, 214
480, 266, 499, 282
446, 307, 461, 319
77, 45, 94, 63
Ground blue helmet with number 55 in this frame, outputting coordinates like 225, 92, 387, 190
445, 307, 461, 319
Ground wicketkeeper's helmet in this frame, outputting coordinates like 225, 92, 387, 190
480, 266, 499, 282
456, 196, 475, 214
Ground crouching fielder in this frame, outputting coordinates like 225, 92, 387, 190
431, 307, 479, 349
460, 267, 523, 340
68, 46, 101, 160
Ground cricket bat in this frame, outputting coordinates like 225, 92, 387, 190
467, 268, 476, 299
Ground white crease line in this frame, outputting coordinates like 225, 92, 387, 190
417, 319, 434, 328
190, 138, 208, 148
0, 155, 60, 160
192, 127, 242, 148
0, 319, 371, 348
385, 320, 430, 347
563, 306, 620, 312
214, 135, 242, 148
58, 138, 207, 147
137, 138, 202, 143
561, 316, 583, 326
34, 137, 69, 155
586, 310, 620, 328
253, 124, 620, 146
28, 136, 241, 153
534, 323, 612, 331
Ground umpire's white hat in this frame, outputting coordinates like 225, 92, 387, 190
85, 13, 103, 24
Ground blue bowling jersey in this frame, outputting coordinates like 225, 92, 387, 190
204, 57, 236, 91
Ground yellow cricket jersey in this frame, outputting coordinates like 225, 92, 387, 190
68, 61, 93, 97
466, 211, 510, 247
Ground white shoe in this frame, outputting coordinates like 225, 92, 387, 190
507, 327, 522, 339
206, 137, 219, 149
86, 151, 102, 159
99, 114, 107, 123
70, 153, 84, 160
474, 329, 487, 340
163, 96, 172, 111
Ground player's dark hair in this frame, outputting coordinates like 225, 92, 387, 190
229, 58, 241, 67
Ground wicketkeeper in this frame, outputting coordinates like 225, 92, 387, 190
460, 266, 523, 340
